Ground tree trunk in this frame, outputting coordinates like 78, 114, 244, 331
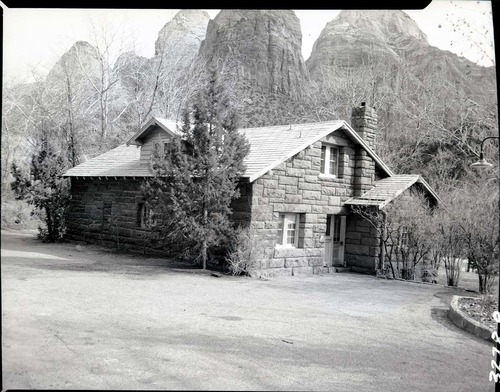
477, 272, 484, 294
201, 208, 208, 270
385, 242, 396, 279
65, 73, 77, 167
479, 271, 494, 295
45, 207, 54, 242
201, 238, 207, 270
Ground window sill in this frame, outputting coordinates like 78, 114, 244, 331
274, 247, 307, 258
319, 174, 343, 181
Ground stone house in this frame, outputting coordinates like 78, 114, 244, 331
63, 103, 441, 276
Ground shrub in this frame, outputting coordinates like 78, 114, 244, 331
225, 227, 264, 275
1, 199, 40, 230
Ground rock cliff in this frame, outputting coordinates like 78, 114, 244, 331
155, 9, 210, 60
308, 11, 427, 77
307, 10, 495, 100
45, 41, 101, 88
306, 9, 496, 135
194, 9, 311, 126
199, 9, 308, 97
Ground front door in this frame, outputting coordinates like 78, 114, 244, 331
325, 215, 346, 266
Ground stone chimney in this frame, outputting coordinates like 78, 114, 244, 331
351, 102, 378, 151
352, 102, 377, 196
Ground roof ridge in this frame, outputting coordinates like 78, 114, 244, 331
240, 120, 344, 132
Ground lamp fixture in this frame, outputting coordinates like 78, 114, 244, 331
471, 152, 494, 168
470, 136, 499, 168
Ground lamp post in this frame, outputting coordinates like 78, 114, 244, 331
470, 136, 499, 391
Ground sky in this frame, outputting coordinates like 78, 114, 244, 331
1, 1, 496, 83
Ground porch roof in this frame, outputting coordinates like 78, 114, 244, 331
344, 174, 442, 209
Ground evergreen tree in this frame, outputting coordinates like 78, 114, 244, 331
142, 74, 250, 269
10, 134, 70, 242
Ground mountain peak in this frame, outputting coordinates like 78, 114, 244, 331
173, 9, 211, 26
154, 9, 210, 56
67, 41, 98, 55
335, 10, 428, 43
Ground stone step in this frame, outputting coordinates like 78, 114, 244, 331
314, 265, 353, 274
333, 265, 352, 273
313, 266, 335, 274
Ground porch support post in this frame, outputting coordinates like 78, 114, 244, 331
379, 210, 387, 271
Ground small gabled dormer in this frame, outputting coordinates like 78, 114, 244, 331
126, 118, 179, 164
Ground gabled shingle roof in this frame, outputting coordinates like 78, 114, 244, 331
63, 117, 394, 181
344, 174, 442, 209
241, 120, 394, 182
63, 144, 150, 178
241, 121, 341, 182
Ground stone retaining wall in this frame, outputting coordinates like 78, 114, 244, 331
448, 296, 493, 341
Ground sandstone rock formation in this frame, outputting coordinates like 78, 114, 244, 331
307, 10, 428, 75
194, 9, 311, 126
199, 9, 308, 97
155, 9, 210, 58
306, 10, 496, 134
45, 41, 101, 91
307, 10, 495, 100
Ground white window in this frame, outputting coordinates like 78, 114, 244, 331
138, 203, 157, 229
277, 213, 300, 247
320, 145, 339, 177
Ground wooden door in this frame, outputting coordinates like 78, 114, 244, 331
325, 215, 346, 266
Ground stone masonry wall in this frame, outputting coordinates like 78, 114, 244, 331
66, 178, 163, 254
344, 212, 380, 274
248, 129, 379, 277
354, 149, 376, 196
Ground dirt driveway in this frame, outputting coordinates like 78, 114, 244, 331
1, 229, 494, 391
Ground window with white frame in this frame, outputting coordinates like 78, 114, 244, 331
320, 145, 340, 177
137, 203, 157, 229
276, 213, 301, 247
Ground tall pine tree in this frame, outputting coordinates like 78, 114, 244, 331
10, 133, 70, 242
142, 74, 250, 269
